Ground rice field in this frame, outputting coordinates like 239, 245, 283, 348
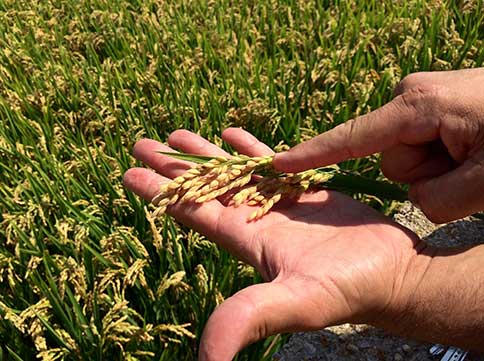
1, 0, 483, 360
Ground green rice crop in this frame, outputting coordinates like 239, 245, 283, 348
0, 0, 483, 359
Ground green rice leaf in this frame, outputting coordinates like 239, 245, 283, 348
323, 172, 408, 201
5, 346, 24, 361
157, 152, 215, 163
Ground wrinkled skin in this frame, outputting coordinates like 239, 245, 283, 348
124, 69, 484, 360
274, 68, 484, 223
124, 129, 429, 361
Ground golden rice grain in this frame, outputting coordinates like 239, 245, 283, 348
152, 155, 335, 221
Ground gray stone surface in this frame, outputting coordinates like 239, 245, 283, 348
273, 203, 484, 361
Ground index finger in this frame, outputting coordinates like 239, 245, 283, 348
273, 85, 446, 173
221, 127, 275, 156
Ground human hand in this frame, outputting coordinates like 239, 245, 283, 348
123, 128, 434, 360
273, 68, 484, 223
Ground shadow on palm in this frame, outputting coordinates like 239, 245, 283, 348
123, 128, 424, 361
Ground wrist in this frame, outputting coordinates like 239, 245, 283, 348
367, 241, 435, 330
372, 244, 484, 352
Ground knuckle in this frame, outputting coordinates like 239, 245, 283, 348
339, 119, 358, 159
399, 84, 449, 118
395, 72, 430, 96
411, 182, 449, 224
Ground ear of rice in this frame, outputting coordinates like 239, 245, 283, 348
152, 152, 407, 221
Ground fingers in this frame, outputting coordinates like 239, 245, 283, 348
133, 139, 192, 178
123, 167, 226, 238
133, 129, 274, 181
409, 150, 484, 223
132, 130, 230, 180
123, 167, 170, 201
168, 129, 230, 157
381, 142, 456, 183
130, 131, 231, 227
128, 130, 273, 239
273, 85, 447, 173
222, 127, 274, 156
127, 134, 260, 259
199, 279, 332, 361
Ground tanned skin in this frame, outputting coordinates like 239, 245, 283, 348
124, 68, 484, 361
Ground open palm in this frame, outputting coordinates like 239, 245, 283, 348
123, 128, 425, 361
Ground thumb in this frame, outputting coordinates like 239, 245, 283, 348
409, 150, 484, 223
273, 86, 443, 173
198, 279, 333, 361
